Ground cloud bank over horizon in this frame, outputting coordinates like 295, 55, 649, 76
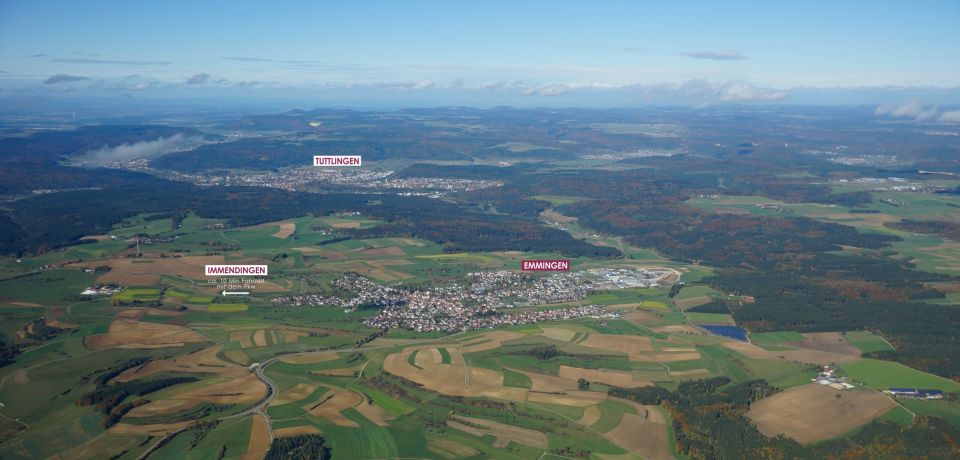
3, 71, 959, 109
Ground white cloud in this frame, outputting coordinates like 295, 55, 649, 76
81, 134, 202, 166
185, 73, 211, 85
937, 110, 960, 123
678, 50, 747, 61
714, 82, 788, 102
875, 100, 939, 121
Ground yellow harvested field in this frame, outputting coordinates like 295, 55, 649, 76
224, 349, 250, 365
654, 324, 704, 334
428, 439, 480, 458
526, 391, 606, 407
604, 411, 672, 460
792, 332, 861, 354
384, 348, 474, 397
580, 405, 602, 426
747, 384, 897, 444
274, 425, 321, 438
127, 399, 197, 418
252, 329, 268, 347
271, 221, 296, 239
540, 208, 578, 224
724, 338, 860, 365
279, 352, 339, 364
674, 296, 712, 309
354, 397, 392, 426
273, 383, 320, 405
383, 345, 527, 400
448, 415, 548, 449
415, 348, 443, 367
178, 373, 267, 404
540, 327, 577, 342
242, 415, 271, 460
580, 334, 653, 354
630, 351, 701, 362
518, 369, 575, 393
45, 306, 78, 329
84, 319, 207, 350
7, 301, 42, 307
312, 366, 361, 377
85, 255, 226, 285
109, 421, 191, 436
668, 369, 711, 377
623, 310, 660, 324
558, 366, 653, 388
723, 341, 779, 359
230, 330, 254, 348
468, 367, 527, 401
117, 345, 244, 382
307, 389, 363, 427
327, 221, 363, 228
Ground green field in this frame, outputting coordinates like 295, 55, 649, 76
841, 359, 960, 392
437, 347, 452, 364
748, 331, 804, 351
502, 368, 533, 389
842, 331, 894, 353
207, 303, 249, 312
590, 400, 636, 432
672, 285, 721, 310
899, 399, 960, 429
2, 209, 958, 460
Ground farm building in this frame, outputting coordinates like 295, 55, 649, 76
886, 388, 944, 399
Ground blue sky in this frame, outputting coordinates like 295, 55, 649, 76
1, 0, 958, 106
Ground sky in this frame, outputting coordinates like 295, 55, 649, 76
1, 0, 959, 108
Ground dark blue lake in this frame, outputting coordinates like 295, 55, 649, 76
700, 324, 748, 341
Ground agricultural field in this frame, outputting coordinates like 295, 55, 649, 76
1, 212, 957, 459
841, 359, 960, 392
688, 190, 960, 277
747, 384, 898, 444
671, 285, 721, 310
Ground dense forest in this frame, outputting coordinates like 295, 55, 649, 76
264, 434, 331, 460
0, 125, 201, 194
0, 178, 616, 258
886, 219, 960, 240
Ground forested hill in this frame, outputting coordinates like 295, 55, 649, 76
0, 125, 202, 194
0, 179, 618, 259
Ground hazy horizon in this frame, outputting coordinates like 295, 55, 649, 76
2, 1, 959, 109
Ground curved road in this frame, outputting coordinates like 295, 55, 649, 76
138, 333, 461, 459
